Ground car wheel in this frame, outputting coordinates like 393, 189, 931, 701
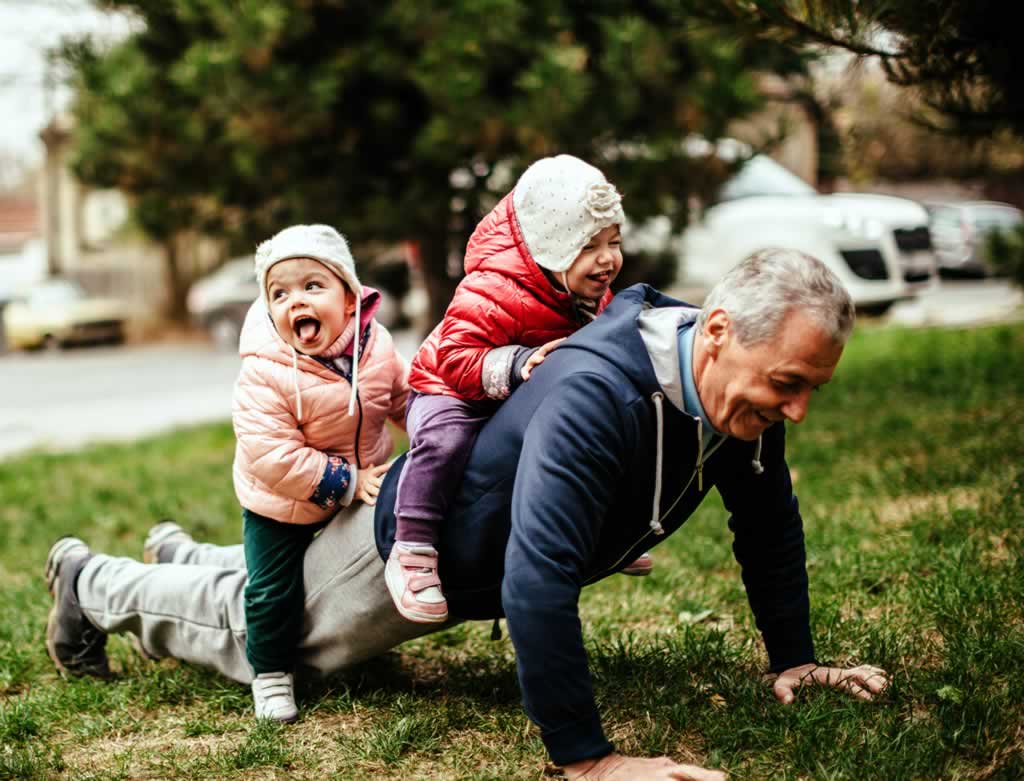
209, 314, 242, 351
42, 334, 61, 352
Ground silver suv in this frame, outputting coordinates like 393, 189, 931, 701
926, 200, 1023, 276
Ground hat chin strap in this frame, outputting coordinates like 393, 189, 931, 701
347, 293, 360, 417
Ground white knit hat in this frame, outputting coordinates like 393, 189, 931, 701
253, 224, 364, 417
512, 154, 625, 273
254, 224, 362, 309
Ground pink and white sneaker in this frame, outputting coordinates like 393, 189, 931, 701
385, 543, 448, 624
621, 551, 654, 577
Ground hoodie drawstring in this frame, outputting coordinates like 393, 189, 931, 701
290, 346, 303, 423
649, 392, 665, 536
696, 417, 705, 491
752, 434, 764, 474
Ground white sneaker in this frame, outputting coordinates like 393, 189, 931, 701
142, 520, 194, 564
251, 672, 298, 722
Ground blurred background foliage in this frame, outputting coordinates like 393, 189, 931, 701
59, 1, 1023, 325
59, 0, 814, 324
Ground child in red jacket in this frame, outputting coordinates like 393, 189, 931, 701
388, 155, 651, 623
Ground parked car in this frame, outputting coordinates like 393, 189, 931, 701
628, 141, 936, 313
186, 256, 260, 351
188, 248, 409, 350
925, 200, 1024, 276
3, 278, 125, 351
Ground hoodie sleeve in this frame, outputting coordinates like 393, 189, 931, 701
716, 422, 816, 672
232, 356, 349, 513
502, 371, 631, 766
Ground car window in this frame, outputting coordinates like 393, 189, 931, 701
971, 206, 1022, 231
717, 155, 816, 202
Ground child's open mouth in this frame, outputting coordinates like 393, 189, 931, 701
587, 271, 611, 284
293, 316, 321, 345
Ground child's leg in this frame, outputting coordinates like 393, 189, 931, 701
242, 510, 322, 719
394, 393, 492, 543
389, 393, 491, 623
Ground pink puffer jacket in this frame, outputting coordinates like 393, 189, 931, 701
232, 298, 409, 525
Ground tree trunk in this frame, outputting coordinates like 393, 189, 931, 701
416, 224, 462, 338
162, 236, 189, 323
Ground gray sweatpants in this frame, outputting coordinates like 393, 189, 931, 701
77, 503, 444, 684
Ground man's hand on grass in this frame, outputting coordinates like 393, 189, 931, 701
563, 753, 727, 780
768, 663, 889, 704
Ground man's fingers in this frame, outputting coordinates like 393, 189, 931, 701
840, 678, 871, 700
674, 767, 728, 781
853, 667, 889, 694
772, 678, 797, 704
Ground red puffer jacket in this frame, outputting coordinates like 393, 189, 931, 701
408, 193, 613, 401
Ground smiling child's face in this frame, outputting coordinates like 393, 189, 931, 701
564, 225, 623, 301
265, 257, 353, 355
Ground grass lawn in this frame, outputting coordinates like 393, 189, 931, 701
1, 320, 1022, 780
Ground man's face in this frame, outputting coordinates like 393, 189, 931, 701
696, 307, 844, 441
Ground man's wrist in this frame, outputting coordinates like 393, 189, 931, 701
563, 752, 619, 780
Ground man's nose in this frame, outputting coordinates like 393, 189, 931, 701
781, 388, 812, 424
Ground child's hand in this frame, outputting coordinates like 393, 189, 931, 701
521, 338, 566, 381
355, 463, 391, 506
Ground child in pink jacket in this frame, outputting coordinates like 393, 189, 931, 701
232, 224, 408, 723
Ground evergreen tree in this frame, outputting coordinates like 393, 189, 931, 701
65, 1, 811, 324
721, 0, 1022, 141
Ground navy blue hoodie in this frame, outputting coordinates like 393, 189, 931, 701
376, 284, 814, 765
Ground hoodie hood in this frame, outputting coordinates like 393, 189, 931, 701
560, 284, 689, 394
561, 283, 764, 526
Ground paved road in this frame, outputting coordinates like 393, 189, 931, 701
0, 280, 1019, 461
0, 330, 422, 461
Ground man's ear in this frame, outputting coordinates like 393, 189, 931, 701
702, 308, 731, 357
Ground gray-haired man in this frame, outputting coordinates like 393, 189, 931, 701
45, 249, 888, 781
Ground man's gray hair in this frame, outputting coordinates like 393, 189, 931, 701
697, 248, 855, 345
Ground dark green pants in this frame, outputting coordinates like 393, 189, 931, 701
242, 509, 325, 674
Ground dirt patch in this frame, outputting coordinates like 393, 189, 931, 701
867, 487, 983, 528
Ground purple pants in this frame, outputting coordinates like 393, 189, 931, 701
394, 391, 496, 545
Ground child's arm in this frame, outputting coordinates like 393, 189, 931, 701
233, 358, 357, 514
433, 271, 530, 400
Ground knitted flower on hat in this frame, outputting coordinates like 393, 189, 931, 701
512, 154, 626, 273
253, 224, 362, 310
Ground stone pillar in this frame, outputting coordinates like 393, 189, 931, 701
39, 120, 70, 278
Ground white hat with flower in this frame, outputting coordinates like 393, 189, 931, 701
512, 154, 625, 273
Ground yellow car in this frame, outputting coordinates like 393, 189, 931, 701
3, 278, 125, 351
